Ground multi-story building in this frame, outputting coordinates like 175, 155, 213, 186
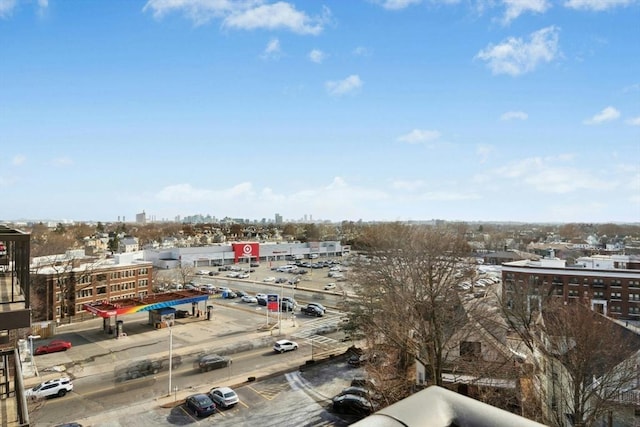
30, 251, 152, 323
502, 254, 640, 320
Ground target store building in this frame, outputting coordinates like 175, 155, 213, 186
146, 240, 348, 270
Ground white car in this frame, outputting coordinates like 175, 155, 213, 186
241, 295, 258, 303
263, 276, 276, 282
273, 339, 298, 353
209, 386, 239, 409
25, 377, 73, 399
196, 270, 209, 275
237, 273, 250, 279
324, 283, 337, 290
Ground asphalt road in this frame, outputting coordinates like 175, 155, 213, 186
27, 296, 358, 426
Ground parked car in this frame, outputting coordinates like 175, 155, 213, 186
275, 277, 288, 284
35, 340, 72, 355
175, 309, 190, 318
185, 393, 217, 417
301, 305, 324, 317
198, 354, 232, 372
281, 300, 295, 312
196, 270, 209, 275
263, 276, 276, 282
208, 271, 220, 276
250, 262, 260, 267
273, 339, 298, 353
332, 394, 374, 416
25, 377, 73, 399
336, 386, 374, 400
237, 273, 250, 279
208, 386, 239, 409
234, 290, 248, 297
257, 295, 267, 306
241, 295, 258, 303
324, 282, 337, 290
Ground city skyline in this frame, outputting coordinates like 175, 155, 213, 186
1, 1, 639, 224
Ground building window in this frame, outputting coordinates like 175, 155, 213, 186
630, 307, 640, 315
629, 281, 640, 288
593, 291, 604, 299
569, 289, 579, 298
610, 305, 621, 313
630, 293, 640, 302
96, 286, 107, 295
611, 292, 621, 300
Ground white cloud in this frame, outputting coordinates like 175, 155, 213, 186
325, 74, 363, 96
156, 182, 254, 203
0, 0, 17, 18
51, 156, 73, 167
261, 38, 281, 60
223, 3, 328, 35
564, 0, 635, 10
353, 46, 372, 57
583, 106, 620, 125
502, 0, 551, 24
375, 0, 424, 10
391, 179, 426, 191
397, 129, 441, 144
0, 0, 46, 18
143, 0, 235, 26
476, 26, 560, 76
493, 155, 615, 194
144, 1, 329, 34
12, 154, 25, 166
500, 111, 528, 120
308, 49, 326, 64
476, 144, 495, 163
625, 116, 640, 126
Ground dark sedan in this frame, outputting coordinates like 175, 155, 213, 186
185, 393, 216, 417
198, 354, 232, 372
332, 394, 374, 416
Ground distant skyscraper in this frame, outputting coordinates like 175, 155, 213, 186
275, 213, 283, 225
135, 211, 146, 224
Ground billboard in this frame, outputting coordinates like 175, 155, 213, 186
232, 242, 260, 263
267, 294, 279, 312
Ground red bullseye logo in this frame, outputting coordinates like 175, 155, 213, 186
243, 244, 252, 254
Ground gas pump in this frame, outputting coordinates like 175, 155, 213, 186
206, 305, 213, 320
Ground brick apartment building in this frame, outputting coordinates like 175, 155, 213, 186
502, 254, 640, 320
30, 251, 153, 322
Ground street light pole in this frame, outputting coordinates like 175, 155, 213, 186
165, 321, 173, 396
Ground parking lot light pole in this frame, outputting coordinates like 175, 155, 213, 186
28, 334, 41, 375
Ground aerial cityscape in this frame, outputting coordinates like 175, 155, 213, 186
1, 0, 639, 426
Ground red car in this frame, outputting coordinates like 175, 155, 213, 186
35, 340, 72, 355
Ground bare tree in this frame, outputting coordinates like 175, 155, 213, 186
31, 253, 102, 321
345, 223, 510, 406
501, 283, 640, 427
176, 261, 196, 287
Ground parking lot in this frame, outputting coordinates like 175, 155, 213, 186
159, 356, 368, 426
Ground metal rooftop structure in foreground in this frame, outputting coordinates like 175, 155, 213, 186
352, 386, 545, 427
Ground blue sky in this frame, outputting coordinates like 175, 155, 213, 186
1, 0, 639, 224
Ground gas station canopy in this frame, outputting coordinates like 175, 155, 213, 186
83, 290, 210, 318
